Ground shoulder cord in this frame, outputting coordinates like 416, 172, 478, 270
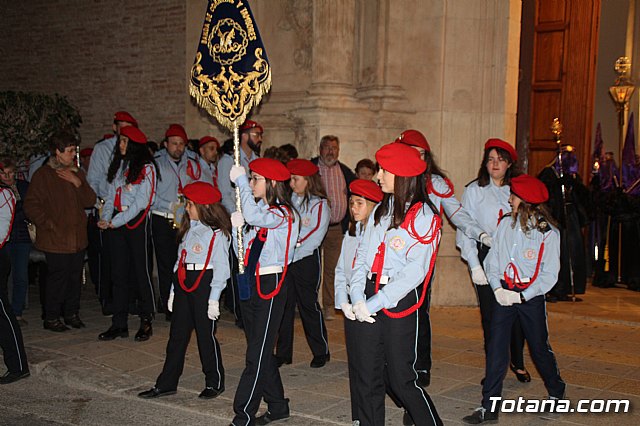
503, 232, 550, 290
427, 176, 455, 199
186, 157, 202, 181
297, 200, 323, 245
372, 203, 443, 318
256, 205, 293, 300
0, 190, 15, 249
177, 230, 216, 293
125, 166, 156, 230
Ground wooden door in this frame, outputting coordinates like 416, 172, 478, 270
517, 0, 601, 178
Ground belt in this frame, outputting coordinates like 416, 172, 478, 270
152, 210, 174, 219
258, 265, 283, 275
185, 263, 213, 271
367, 272, 390, 285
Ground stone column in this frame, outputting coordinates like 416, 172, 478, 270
309, 0, 357, 98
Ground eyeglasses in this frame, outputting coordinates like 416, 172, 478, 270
249, 132, 263, 138
249, 175, 265, 182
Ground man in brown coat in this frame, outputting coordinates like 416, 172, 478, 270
24, 130, 96, 332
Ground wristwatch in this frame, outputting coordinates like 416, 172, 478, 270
520, 293, 526, 303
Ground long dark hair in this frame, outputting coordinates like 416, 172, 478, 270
374, 172, 436, 229
477, 147, 518, 187
107, 139, 161, 184
177, 201, 232, 241
298, 173, 328, 210
265, 178, 297, 222
512, 201, 558, 234
424, 151, 448, 180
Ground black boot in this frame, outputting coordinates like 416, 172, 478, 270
135, 318, 153, 342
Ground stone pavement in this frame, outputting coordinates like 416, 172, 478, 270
3, 283, 640, 425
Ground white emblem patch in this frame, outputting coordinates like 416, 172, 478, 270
302, 216, 311, 227
389, 236, 406, 251
524, 248, 536, 260
192, 243, 203, 254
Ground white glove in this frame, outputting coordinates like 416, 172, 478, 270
167, 292, 174, 312
340, 303, 356, 321
231, 211, 245, 228
471, 266, 489, 285
230, 165, 245, 183
505, 290, 522, 305
352, 301, 375, 323
494, 288, 512, 306
208, 300, 220, 321
480, 232, 493, 248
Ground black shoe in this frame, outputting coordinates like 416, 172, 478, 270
98, 327, 129, 341
199, 386, 224, 399
137, 386, 176, 399
255, 411, 290, 425
310, 353, 330, 368
403, 410, 414, 425
462, 407, 498, 424
43, 319, 69, 332
275, 355, 292, 368
134, 319, 153, 342
510, 363, 531, 382
417, 370, 431, 387
0, 370, 30, 384
64, 314, 86, 329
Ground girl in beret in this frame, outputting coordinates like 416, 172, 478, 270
463, 174, 565, 424
97, 126, 159, 342
275, 159, 330, 368
456, 139, 531, 385
396, 129, 489, 389
349, 143, 443, 426
229, 158, 299, 425
138, 182, 231, 400
335, 178, 383, 425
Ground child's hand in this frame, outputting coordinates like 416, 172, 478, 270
230, 165, 245, 183
231, 211, 245, 228
208, 300, 220, 320
340, 303, 356, 320
353, 301, 375, 323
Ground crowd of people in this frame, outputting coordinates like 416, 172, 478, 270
2, 109, 615, 425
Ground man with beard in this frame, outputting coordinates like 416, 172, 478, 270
216, 120, 263, 328
152, 124, 204, 318
86, 111, 138, 313
312, 135, 355, 319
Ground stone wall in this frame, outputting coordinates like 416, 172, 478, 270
0, 0, 187, 144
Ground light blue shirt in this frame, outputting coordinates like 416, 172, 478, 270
334, 224, 362, 308
428, 174, 485, 241
456, 179, 512, 269
217, 149, 259, 214
102, 162, 157, 228
0, 188, 15, 245
485, 215, 560, 301
153, 149, 205, 213
86, 136, 117, 199
292, 194, 330, 262
198, 157, 217, 188
349, 199, 440, 314
172, 220, 230, 301
233, 174, 299, 269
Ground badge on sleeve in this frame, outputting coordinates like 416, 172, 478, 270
389, 236, 406, 251
523, 248, 536, 260
192, 243, 204, 254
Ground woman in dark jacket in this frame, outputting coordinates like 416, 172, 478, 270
24, 130, 96, 332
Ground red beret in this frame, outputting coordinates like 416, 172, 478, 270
350, 179, 383, 203
395, 129, 430, 152
240, 120, 263, 133
120, 126, 147, 144
286, 159, 319, 176
485, 138, 518, 162
165, 124, 188, 142
199, 136, 220, 149
182, 181, 221, 205
510, 174, 548, 204
375, 143, 426, 177
249, 158, 290, 181
79, 148, 93, 157
113, 111, 138, 127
